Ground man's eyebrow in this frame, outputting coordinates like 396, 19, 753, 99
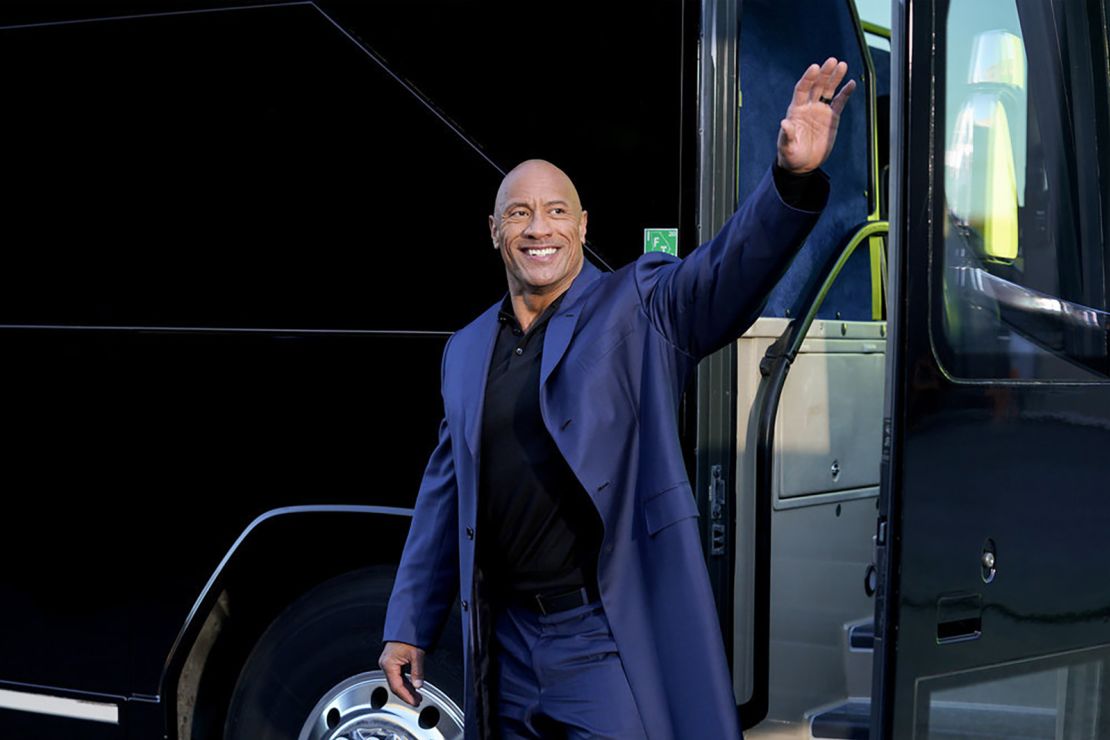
501, 199, 574, 214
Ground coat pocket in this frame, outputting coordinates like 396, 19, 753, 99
643, 481, 699, 536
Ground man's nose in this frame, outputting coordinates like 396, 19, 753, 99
523, 212, 553, 238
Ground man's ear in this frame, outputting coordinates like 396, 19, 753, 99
579, 210, 588, 245
488, 214, 498, 247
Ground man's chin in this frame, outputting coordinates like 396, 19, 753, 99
522, 272, 565, 291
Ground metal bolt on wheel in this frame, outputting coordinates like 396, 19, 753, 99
298, 671, 464, 740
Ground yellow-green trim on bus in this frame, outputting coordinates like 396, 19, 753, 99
861, 20, 892, 41
848, 1, 888, 320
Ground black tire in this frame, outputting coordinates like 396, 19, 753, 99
223, 565, 464, 740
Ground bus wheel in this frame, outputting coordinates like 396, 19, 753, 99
298, 670, 464, 739
222, 566, 464, 740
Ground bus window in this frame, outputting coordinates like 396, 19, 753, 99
854, 0, 892, 50
938, 0, 1110, 382
915, 644, 1110, 739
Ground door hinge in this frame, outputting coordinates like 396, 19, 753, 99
709, 464, 727, 556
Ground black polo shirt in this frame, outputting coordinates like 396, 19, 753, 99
477, 288, 603, 601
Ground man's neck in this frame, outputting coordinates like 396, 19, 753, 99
506, 262, 583, 333
510, 289, 564, 334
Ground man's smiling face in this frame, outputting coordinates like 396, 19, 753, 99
489, 160, 588, 298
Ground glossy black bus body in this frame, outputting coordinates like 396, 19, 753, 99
875, 0, 1110, 736
0, 2, 699, 737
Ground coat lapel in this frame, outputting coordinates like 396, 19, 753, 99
461, 259, 604, 460
461, 302, 501, 462
540, 259, 602, 389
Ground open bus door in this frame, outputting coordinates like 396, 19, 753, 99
874, 0, 1110, 737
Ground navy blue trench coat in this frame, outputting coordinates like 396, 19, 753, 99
383, 164, 826, 739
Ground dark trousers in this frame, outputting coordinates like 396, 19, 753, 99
490, 599, 649, 739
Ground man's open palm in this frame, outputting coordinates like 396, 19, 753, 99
778, 57, 857, 174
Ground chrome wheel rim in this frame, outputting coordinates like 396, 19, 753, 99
298, 670, 464, 740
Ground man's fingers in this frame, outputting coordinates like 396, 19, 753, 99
800, 57, 844, 103
409, 652, 425, 689
780, 118, 796, 143
792, 63, 821, 106
379, 642, 425, 706
831, 78, 857, 115
382, 658, 416, 705
811, 57, 838, 102
824, 60, 849, 99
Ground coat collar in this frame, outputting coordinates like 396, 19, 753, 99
462, 258, 605, 459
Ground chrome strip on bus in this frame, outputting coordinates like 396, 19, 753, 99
0, 688, 119, 724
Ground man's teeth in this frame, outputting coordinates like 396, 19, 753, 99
527, 248, 557, 256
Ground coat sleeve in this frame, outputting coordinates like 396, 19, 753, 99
382, 334, 461, 652
633, 163, 829, 360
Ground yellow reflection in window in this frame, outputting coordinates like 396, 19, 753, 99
945, 28, 1026, 264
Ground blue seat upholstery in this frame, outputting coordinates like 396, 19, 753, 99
738, 0, 874, 321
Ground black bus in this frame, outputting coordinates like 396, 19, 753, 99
1, 0, 1107, 738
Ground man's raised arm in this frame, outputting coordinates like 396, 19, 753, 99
634, 57, 856, 360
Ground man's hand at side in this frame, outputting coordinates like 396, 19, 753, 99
778, 56, 857, 174
379, 641, 426, 706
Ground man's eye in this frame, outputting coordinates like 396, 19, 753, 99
510, 210, 528, 217
552, 208, 566, 215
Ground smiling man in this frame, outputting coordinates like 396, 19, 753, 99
381, 58, 856, 739
488, 160, 588, 332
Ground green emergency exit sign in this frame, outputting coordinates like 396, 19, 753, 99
644, 228, 678, 256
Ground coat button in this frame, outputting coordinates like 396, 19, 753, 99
605, 544, 614, 554
461, 600, 469, 611
466, 527, 474, 540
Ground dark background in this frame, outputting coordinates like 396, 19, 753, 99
0, 0, 700, 720
0, 0, 699, 329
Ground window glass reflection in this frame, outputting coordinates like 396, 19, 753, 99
915, 646, 1109, 739
939, 0, 1109, 381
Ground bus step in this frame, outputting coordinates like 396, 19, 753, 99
810, 699, 870, 740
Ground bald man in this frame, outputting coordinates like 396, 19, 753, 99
381, 59, 856, 739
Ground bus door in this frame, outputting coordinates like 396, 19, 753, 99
875, 0, 1110, 737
